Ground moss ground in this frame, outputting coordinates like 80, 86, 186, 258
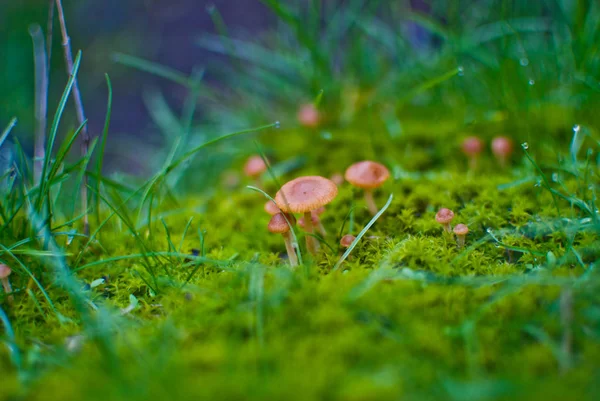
1, 120, 599, 401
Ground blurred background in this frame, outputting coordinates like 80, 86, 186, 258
2, 0, 599, 185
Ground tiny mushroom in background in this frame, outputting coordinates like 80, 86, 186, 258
491, 136, 513, 168
340, 234, 356, 249
275, 176, 338, 255
461, 136, 484, 170
264, 200, 280, 216
435, 208, 455, 234
345, 161, 390, 215
268, 213, 299, 267
244, 155, 267, 185
453, 224, 469, 248
330, 172, 345, 186
297, 103, 320, 128
0, 264, 13, 304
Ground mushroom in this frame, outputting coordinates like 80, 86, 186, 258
0, 264, 13, 304
345, 161, 390, 215
275, 176, 338, 255
461, 136, 484, 170
298, 211, 326, 237
297, 103, 320, 128
453, 224, 469, 248
435, 208, 455, 233
491, 136, 513, 168
264, 200, 280, 216
330, 172, 344, 186
244, 155, 267, 185
268, 213, 299, 267
340, 234, 356, 249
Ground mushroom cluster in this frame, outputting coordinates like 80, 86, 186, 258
435, 208, 469, 248
461, 136, 514, 170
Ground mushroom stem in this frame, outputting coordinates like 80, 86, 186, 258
303, 211, 319, 254
282, 232, 299, 267
443, 223, 452, 234
315, 216, 327, 237
364, 190, 378, 215
1, 277, 13, 305
456, 234, 466, 248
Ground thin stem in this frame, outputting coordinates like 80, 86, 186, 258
303, 211, 318, 254
1, 278, 13, 305
364, 189, 378, 215
29, 25, 48, 186
314, 214, 327, 236
456, 235, 466, 248
55, 0, 90, 235
283, 232, 298, 267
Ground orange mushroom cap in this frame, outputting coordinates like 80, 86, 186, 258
0, 264, 11, 279
264, 201, 280, 215
244, 155, 267, 177
461, 137, 484, 156
344, 161, 390, 189
340, 235, 356, 248
491, 136, 513, 157
453, 224, 469, 236
435, 208, 455, 224
268, 213, 296, 234
275, 176, 338, 214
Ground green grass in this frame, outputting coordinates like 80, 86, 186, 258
1, 0, 600, 400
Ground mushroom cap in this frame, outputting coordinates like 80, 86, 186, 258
453, 223, 469, 236
275, 176, 338, 214
297, 103, 320, 128
0, 264, 11, 279
461, 136, 484, 156
264, 201, 280, 215
330, 172, 345, 186
268, 213, 296, 234
435, 208, 455, 224
244, 155, 267, 177
344, 161, 390, 189
491, 136, 513, 156
340, 234, 356, 248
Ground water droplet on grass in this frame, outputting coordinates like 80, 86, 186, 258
573, 124, 581, 133
528, 79, 535, 86
520, 58, 529, 66
457, 66, 464, 76
552, 173, 559, 182
274, 121, 281, 129
521, 142, 529, 150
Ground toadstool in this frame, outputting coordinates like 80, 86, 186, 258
461, 136, 484, 170
340, 234, 356, 249
297, 103, 320, 128
435, 208, 455, 234
268, 213, 299, 267
275, 176, 338, 255
491, 136, 513, 168
0, 264, 13, 304
453, 224, 469, 248
244, 155, 267, 185
345, 161, 390, 215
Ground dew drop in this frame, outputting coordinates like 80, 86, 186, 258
528, 79, 535, 86
573, 124, 580, 133
519, 58, 529, 66
486, 228, 493, 234
457, 66, 464, 76
274, 121, 281, 129
320, 132, 332, 140
552, 173, 559, 182
521, 142, 529, 150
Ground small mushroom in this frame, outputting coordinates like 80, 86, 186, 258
275, 176, 338, 255
435, 208, 455, 234
491, 136, 513, 168
0, 264, 13, 304
340, 235, 356, 249
268, 213, 298, 267
461, 136, 484, 170
244, 155, 267, 186
297, 103, 320, 128
330, 173, 344, 186
453, 224, 469, 248
345, 161, 390, 215
264, 200, 280, 216
298, 212, 326, 237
